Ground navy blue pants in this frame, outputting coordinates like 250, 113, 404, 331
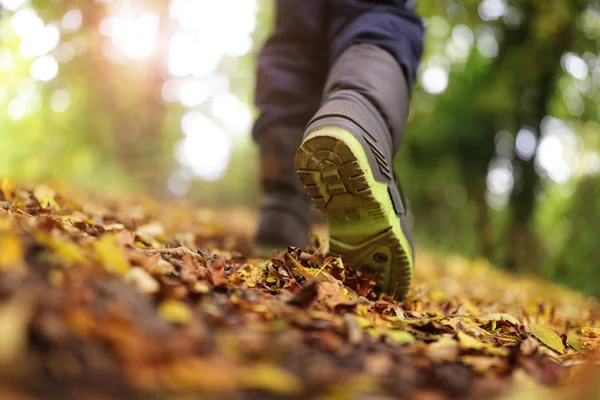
253, 0, 425, 140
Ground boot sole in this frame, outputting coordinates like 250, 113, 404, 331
296, 127, 413, 299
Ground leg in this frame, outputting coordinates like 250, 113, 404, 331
295, 0, 424, 298
253, 0, 328, 250
326, 0, 424, 150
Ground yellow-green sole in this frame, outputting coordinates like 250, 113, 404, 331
295, 127, 413, 299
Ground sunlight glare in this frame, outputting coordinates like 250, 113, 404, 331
515, 127, 537, 161
179, 79, 210, 108
10, 9, 44, 38
20, 24, 60, 58
62, 9, 83, 33
478, 0, 507, 21
0, 50, 15, 71
114, 13, 159, 60
177, 111, 232, 181
487, 158, 514, 196
210, 93, 252, 136
0, 0, 26, 11
30, 55, 59, 82
7, 80, 41, 121
561, 52, 588, 80
167, 169, 193, 196
421, 66, 448, 94
50, 89, 72, 113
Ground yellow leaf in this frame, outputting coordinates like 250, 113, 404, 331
94, 234, 130, 275
238, 363, 302, 395
159, 299, 192, 324
480, 313, 521, 326
0, 233, 25, 270
0, 177, 15, 201
386, 329, 415, 344
530, 323, 564, 354
457, 331, 486, 351
35, 233, 86, 265
34, 184, 60, 209
0, 299, 31, 364
566, 332, 582, 352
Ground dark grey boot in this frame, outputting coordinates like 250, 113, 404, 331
254, 125, 313, 252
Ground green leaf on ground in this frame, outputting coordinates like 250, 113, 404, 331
530, 323, 564, 354
567, 332, 583, 352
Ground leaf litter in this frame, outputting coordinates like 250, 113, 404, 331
0, 178, 599, 400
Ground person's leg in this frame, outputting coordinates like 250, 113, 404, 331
253, 0, 328, 250
295, 0, 424, 298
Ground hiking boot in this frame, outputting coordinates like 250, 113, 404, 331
254, 125, 313, 254
295, 89, 414, 299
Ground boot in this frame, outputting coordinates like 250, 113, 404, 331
295, 44, 415, 299
254, 125, 313, 253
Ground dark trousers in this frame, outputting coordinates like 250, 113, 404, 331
253, 0, 424, 144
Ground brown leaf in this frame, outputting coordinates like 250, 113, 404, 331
0, 299, 31, 364
288, 280, 319, 308
426, 337, 460, 363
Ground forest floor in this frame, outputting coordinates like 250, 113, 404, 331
0, 179, 599, 400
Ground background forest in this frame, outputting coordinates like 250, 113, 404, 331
0, 0, 599, 295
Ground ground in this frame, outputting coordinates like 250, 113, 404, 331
0, 178, 599, 400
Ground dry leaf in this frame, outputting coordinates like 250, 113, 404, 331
34, 184, 60, 209
566, 332, 583, 352
530, 323, 564, 354
238, 363, 302, 394
94, 234, 130, 275
0, 177, 15, 201
480, 313, 521, 326
458, 331, 486, 351
0, 299, 31, 364
125, 267, 160, 294
159, 299, 192, 324
0, 233, 25, 270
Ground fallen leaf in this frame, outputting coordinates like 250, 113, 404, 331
36, 232, 87, 265
385, 329, 415, 344
461, 356, 506, 373
158, 299, 192, 324
125, 267, 160, 294
530, 323, 564, 354
34, 184, 60, 209
579, 327, 600, 351
318, 281, 355, 310
458, 331, 486, 351
0, 177, 15, 201
238, 363, 302, 394
0, 233, 25, 270
479, 313, 521, 326
94, 234, 130, 275
566, 332, 583, 352
0, 299, 31, 364
426, 337, 460, 362
288, 280, 319, 308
